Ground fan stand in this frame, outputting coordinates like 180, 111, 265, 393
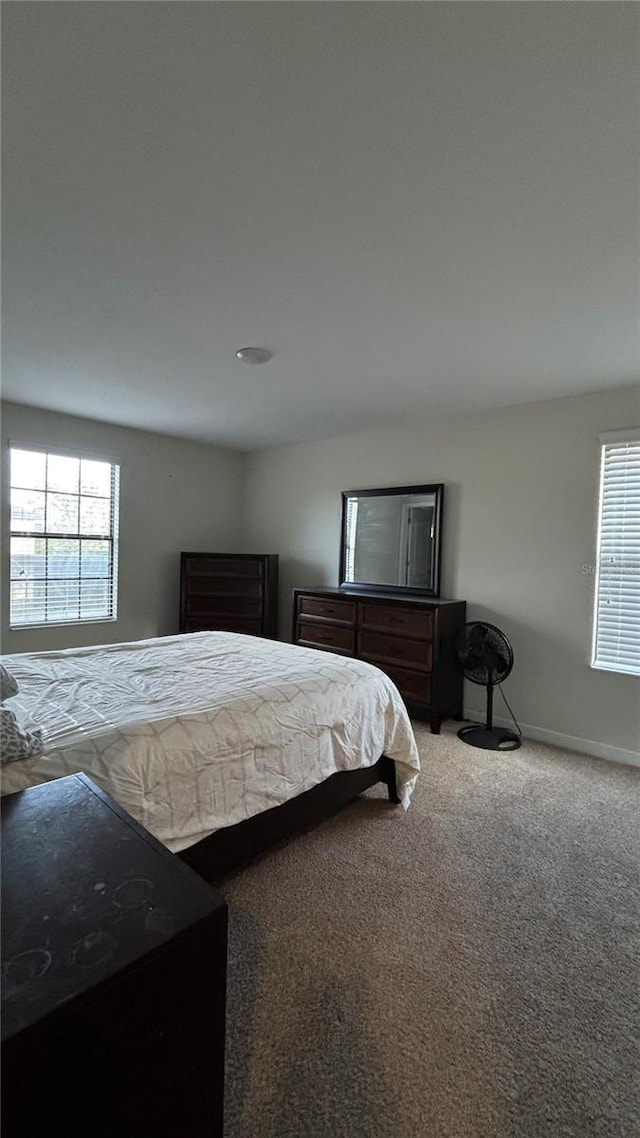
458, 680, 521, 751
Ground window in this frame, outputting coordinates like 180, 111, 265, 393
591, 430, 640, 676
9, 447, 120, 628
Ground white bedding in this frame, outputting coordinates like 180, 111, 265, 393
0, 631, 420, 853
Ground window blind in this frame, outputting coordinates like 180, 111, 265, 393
344, 497, 359, 581
9, 447, 120, 628
592, 430, 640, 676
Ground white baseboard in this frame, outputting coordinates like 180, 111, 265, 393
463, 709, 640, 770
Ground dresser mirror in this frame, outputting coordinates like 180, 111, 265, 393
339, 483, 444, 596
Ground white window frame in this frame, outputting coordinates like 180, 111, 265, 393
590, 428, 640, 677
9, 443, 120, 629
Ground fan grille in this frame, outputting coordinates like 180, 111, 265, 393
455, 622, 513, 686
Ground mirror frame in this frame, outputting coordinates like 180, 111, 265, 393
339, 483, 444, 597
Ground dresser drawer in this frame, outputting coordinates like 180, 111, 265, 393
187, 578, 263, 599
358, 630, 433, 672
297, 595, 356, 625
297, 620, 355, 654
186, 597, 262, 618
365, 661, 432, 706
358, 602, 433, 640
186, 558, 263, 579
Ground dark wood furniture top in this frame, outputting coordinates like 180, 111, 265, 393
180, 551, 278, 638
1, 774, 227, 1138
293, 586, 466, 734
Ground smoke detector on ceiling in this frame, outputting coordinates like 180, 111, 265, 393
235, 347, 273, 365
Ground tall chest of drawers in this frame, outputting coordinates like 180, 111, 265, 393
292, 587, 466, 733
180, 552, 278, 638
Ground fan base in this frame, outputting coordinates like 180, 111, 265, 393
457, 724, 521, 751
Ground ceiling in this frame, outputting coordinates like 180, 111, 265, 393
2, 2, 639, 450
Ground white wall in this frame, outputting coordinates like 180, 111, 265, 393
1, 402, 244, 653
241, 385, 640, 762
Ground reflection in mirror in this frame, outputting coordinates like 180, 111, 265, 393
340, 484, 443, 595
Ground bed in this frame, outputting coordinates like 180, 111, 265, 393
0, 631, 420, 878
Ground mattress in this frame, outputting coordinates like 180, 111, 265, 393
0, 631, 420, 853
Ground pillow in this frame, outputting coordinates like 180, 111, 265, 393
0, 664, 19, 702
0, 708, 44, 764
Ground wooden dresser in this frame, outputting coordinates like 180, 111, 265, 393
1, 774, 227, 1138
292, 586, 466, 733
180, 552, 278, 638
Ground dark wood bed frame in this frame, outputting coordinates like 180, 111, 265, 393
178, 756, 400, 881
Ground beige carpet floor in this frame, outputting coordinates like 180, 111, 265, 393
222, 723, 640, 1138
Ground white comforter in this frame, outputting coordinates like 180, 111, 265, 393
1, 632, 420, 852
